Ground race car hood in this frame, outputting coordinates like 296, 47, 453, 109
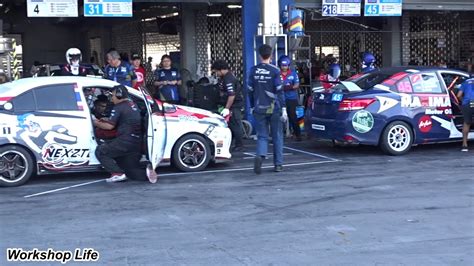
169, 104, 228, 128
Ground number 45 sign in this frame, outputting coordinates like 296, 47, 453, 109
27, 0, 78, 17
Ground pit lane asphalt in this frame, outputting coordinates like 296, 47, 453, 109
1, 140, 473, 265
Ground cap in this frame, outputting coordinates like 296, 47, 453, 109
131, 53, 141, 60
211, 59, 229, 71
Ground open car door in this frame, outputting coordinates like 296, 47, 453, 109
138, 87, 167, 171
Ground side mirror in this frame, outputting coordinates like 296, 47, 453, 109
163, 103, 177, 114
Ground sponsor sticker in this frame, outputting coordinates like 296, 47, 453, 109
352, 110, 374, 133
418, 115, 433, 133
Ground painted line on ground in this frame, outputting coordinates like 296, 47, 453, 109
22, 160, 339, 198
24, 179, 104, 198
283, 146, 340, 161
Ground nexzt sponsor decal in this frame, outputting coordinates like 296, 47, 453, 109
418, 115, 433, 133
42, 143, 89, 169
352, 110, 374, 133
401, 94, 450, 108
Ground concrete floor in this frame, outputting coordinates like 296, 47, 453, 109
1, 140, 473, 265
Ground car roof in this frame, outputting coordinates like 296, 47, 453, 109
0, 77, 138, 97
371, 67, 469, 76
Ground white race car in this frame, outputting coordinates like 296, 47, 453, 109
0, 77, 232, 186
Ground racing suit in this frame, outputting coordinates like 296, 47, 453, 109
319, 73, 338, 90
61, 64, 87, 76
248, 63, 285, 166
153, 68, 181, 104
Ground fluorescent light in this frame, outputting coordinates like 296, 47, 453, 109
227, 4, 242, 9
159, 12, 179, 18
207, 13, 222, 17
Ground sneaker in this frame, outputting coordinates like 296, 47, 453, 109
461, 146, 469, 152
274, 165, 283, 172
106, 173, 127, 183
254, 156, 263, 175
146, 164, 158, 184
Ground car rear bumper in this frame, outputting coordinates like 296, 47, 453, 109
307, 116, 379, 145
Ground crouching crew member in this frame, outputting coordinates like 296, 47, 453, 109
93, 85, 143, 183
211, 59, 245, 151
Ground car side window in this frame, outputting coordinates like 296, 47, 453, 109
409, 73, 444, 94
395, 77, 413, 93
34, 84, 79, 111
12, 90, 36, 111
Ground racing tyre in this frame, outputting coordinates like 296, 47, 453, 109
172, 134, 211, 172
0, 145, 35, 187
380, 121, 413, 155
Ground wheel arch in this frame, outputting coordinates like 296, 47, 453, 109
170, 132, 215, 162
0, 143, 38, 170
379, 116, 417, 146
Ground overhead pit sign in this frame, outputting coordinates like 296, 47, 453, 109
84, 0, 133, 17
364, 0, 403, 16
27, 0, 78, 17
322, 0, 361, 17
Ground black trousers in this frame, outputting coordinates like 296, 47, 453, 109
229, 107, 244, 147
286, 99, 301, 137
95, 139, 146, 180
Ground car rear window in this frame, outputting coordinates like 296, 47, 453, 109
352, 73, 392, 90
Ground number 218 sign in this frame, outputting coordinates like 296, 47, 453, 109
27, 0, 78, 17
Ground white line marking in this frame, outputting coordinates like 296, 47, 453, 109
283, 146, 340, 161
22, 160, 338, 198
24, 179, 104, 198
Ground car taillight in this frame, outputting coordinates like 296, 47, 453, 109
338, 98, 375, 112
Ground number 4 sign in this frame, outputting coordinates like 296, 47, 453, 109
27, 0, 78, 17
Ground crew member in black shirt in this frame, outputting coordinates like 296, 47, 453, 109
93, 85, 143, 183
212, 59, 245, 151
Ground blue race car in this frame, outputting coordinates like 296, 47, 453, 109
306, 67, 474, 155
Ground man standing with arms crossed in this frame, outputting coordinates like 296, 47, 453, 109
248, 44, 287, 174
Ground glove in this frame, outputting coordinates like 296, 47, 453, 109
281, 107, 288, 123
220, 108, 230, 118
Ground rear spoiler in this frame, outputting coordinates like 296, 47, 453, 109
312, 81, 363, 93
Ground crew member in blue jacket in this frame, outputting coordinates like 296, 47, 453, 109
248, 44, 287, 174
279, 55, 301, 141
153, 55, 181, 104
457, 77, 474, 151
105, 50, 137, 88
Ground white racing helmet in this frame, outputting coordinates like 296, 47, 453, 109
66, 48, 82, 67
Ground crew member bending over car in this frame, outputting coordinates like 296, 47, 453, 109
361, 52, 377, 74
457, 77, 474, 152
320, 63, 341, 90
93, 85, 143, 183
211, 59, 245, 151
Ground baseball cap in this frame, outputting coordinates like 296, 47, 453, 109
131, 53, 141, 60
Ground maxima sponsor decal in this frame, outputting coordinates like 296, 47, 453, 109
418, 115, 433, 133
401, 95, 450, 108
352, 110, 374, 133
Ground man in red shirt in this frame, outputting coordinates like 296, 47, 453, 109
132, 53, 146, 90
